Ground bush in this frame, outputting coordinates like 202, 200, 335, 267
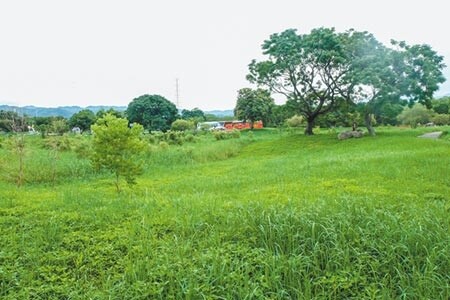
171, 119, 195, 131
286, 115, 304, 128
431, 114, 450, 125
230, 129, 241, 139
165, 131, 184, 145
73, 139, 92, 159
213, 131, 228, 140
397, 104, 433, 128
185, 134, 196, 143
42, 136, 72, 151
159, 141, 169, 150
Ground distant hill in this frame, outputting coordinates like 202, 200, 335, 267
205, 110, 234, 117
0, 105, 233, 118
0, 105, 127, 119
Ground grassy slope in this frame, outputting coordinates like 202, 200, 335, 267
0, 128, 449, 299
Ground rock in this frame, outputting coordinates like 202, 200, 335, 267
338, 130, 363, 140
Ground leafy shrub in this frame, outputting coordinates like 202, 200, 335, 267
397, 104, 433, 128
73, 139, 92, 159
185, 134, 196, 143
147, 130, 199, 146
286, 115, 304, 127
171, 119, 195, 131
42, 136, 72, 151
213, 131, 228, 140
165, 131, 184, 145
159, 141, 169, 150
230, 129, 241, 139
431, 114, 450, 125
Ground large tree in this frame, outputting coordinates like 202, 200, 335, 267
248, 28, 446, 136
69, 109, 96, 132
126, 94, 178, 132
248, 28, 355, 135
234, 88, 274, 129
344, 31, 446, 135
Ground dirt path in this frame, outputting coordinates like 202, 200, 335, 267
418, 131, 443, 139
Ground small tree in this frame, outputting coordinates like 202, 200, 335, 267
51, 119, 69, 135
397, 104, 433, 128
234, 88, 274, 129
91, 114, 146, 192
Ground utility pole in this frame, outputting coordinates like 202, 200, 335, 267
175, 78, 180, 108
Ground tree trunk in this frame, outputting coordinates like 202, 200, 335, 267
364, 113, 376, 136
304, 118, 315, 135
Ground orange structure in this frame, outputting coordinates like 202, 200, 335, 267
223, 120, 263, 130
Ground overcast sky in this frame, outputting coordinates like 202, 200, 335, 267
1, 0, 449, 110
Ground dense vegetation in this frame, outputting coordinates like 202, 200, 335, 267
1, 127, 449, 299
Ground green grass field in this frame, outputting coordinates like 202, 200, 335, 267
1, 127, 449, 299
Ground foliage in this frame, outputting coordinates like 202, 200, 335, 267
431, 97, 450, 114
213, 129, 242, 140
31, 116, 65, 137
432, 114, 450, 125
285, 115, 304, 128
42, 136, 72, 152
3, 134, 26, 186
397, 103, 434, 127
346, 34, 446, 135
91, 114, 146, 192
267, 103, 296, 128
126, 94, 178, 132
248, 28, 357, 135
0, 110, 28, 132
204, 114, 234, 122
96, 108, 124, 119
181, 108, 206, 123
234, 88, 274, 129
375, 102, 405, 125
68, 109, 96, 132
50, 119, 69, 135
147, 130, 199, 146
249, 28, 446, 136
171, 119, 195, 131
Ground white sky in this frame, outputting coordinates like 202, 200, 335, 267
1, 0, 449, 110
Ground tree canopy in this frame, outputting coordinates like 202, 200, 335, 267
345, 35, 446, 134
234, 88, 274, 129
69, 109, 96, 132
126, 94, 178, 132
0, 110, 25, 132
181, 108, 206, 122
248, 28, 356, 135
248, 27, 446, 135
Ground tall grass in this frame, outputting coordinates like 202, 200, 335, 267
0, 127, 449, 299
